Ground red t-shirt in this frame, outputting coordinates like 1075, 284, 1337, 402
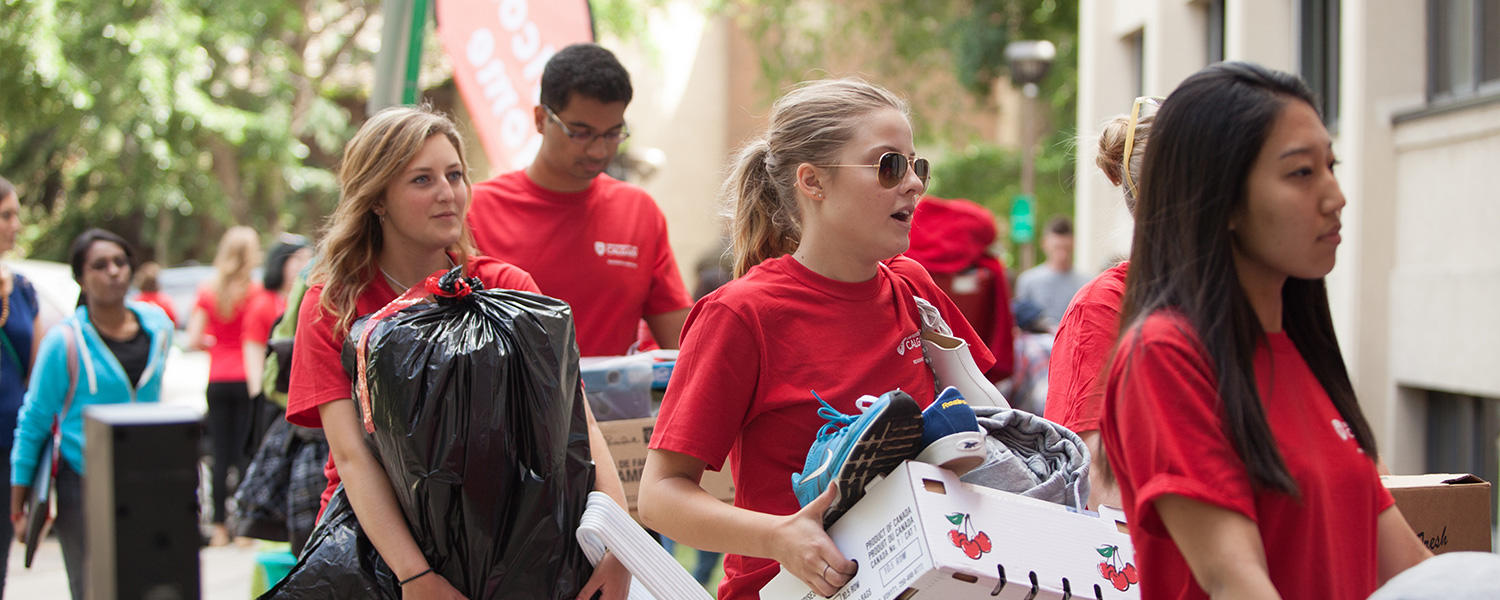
1100, 312, 1393, 600
243, 288, 286, 346
284, 256, 540, 511
136, 290, 178, 326
195, 284, 261, 382
468, 170, 692, 356
650, 255, 993, 600
1043, 260, 1129, 432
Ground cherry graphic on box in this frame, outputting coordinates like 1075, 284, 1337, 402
944, 512, 992, 560
1095, 544, 1138, 591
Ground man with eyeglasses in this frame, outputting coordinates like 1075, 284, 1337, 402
469, 43, 692, 356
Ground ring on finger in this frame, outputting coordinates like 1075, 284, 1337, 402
822, 563, 831, 580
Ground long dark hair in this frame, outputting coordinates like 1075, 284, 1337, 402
1119, 61, 1376, 495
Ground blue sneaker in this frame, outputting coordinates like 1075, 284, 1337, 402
914, 387, 987, 476
792, 389, 924, 528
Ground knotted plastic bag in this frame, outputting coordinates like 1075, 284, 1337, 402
262, 266, 596, 599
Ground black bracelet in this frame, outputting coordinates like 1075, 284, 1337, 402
399, 567, 434, 586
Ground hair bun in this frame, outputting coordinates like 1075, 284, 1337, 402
1096, 115, 1131, 187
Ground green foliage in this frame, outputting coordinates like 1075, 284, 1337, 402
0, 0, 375, 264
719, 0, 1079, 263
591, 0, 671, 40
927, 140, 1074, 263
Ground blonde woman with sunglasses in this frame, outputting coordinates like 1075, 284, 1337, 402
637, 79, 993, 599
1043, 95, 1159, 511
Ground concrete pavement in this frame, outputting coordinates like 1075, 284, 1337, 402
5, 535, 261, 599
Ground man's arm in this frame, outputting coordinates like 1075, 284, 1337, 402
644, 308, 689, 350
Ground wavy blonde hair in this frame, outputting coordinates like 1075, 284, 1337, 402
209, 226, 261, 318
313, 105, 476, 334
722, 78, 908, 277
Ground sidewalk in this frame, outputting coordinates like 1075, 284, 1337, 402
6, 536, 260, 599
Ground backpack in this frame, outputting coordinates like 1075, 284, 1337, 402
261, 267, 311, 409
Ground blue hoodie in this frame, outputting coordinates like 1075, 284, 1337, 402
10, 302, 173, 485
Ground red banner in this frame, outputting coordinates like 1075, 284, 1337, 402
436, 0, 593, 174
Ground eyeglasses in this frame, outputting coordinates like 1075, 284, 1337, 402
1123, 96, 1163, 197
544, 105, 630, 146
816, 152, 930, 189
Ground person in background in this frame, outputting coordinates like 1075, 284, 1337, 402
285, 105, 630, 599
185, 225, 262, 546
1100, 62, 1429, 598
638, 79, 992, 599
132, 262, 178, 327
1043, 96, 1157, 509
1013, 216, 1090, 325
1001, 298, 1053, 415
905, 196, 1016, 383
11, 229, 173, 600
466, 43, 692, 357
0, 176, 40, 597
242, 235, 311, 400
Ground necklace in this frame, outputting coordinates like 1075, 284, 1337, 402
379, 266, 411, 292
379, 256, 458, 292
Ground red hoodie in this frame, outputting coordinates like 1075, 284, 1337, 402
904, 196, 1015, 381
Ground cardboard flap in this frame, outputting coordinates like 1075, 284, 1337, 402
1382, 473, 1491, 488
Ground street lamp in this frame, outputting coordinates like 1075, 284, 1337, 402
1004, 40, 1055, 270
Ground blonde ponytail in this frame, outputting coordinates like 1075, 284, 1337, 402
722, 78, 908, 277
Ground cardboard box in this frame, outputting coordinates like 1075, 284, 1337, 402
1382, 473, 1493, 554
597, 417, 734, 518
762, 461, 1139, 600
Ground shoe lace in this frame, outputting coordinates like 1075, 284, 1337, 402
811, 390, 859, 440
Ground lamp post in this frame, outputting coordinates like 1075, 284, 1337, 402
1004, 40, 1056, 270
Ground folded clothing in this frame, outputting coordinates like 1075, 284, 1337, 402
960, 406, 1091, 509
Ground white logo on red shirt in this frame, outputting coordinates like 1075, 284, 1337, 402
1331, 418, 1364, 454
1331, 418, 1354, 441
897, 332, 922, 357
594, 241, 640, 258
594, 241, 641, 269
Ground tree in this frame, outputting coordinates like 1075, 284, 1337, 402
0, 0, 376, 264
717, 0, 1078, 262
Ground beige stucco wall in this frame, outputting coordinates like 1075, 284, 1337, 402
601, 4, 731, 294
1339, 0, 1430, 473
1389, 102, 1500, 401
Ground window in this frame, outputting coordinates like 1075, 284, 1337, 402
1423, 390, 1499, 529
1299, 0, 1340, 128
1205, 0, 1225, 64
1127, 30, 1144, 99
1429, 0, 1500, 100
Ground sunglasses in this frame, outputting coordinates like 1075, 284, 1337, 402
817, 152, 930, 189
1123, 96, 1163, 197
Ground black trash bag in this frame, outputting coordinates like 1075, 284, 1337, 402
349, 266, 596, 598
260, 484, 400, 599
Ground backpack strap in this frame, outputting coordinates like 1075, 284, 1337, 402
0, 332, 23, 387
47, 321, 83, 474
61, 321, 80, 424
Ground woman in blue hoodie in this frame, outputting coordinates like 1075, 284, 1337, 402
8, 229, 173, 600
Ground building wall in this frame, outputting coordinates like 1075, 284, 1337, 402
1389, 101, 1500, 400
1077, 0, 1497, 474
603, 5, 732, 293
